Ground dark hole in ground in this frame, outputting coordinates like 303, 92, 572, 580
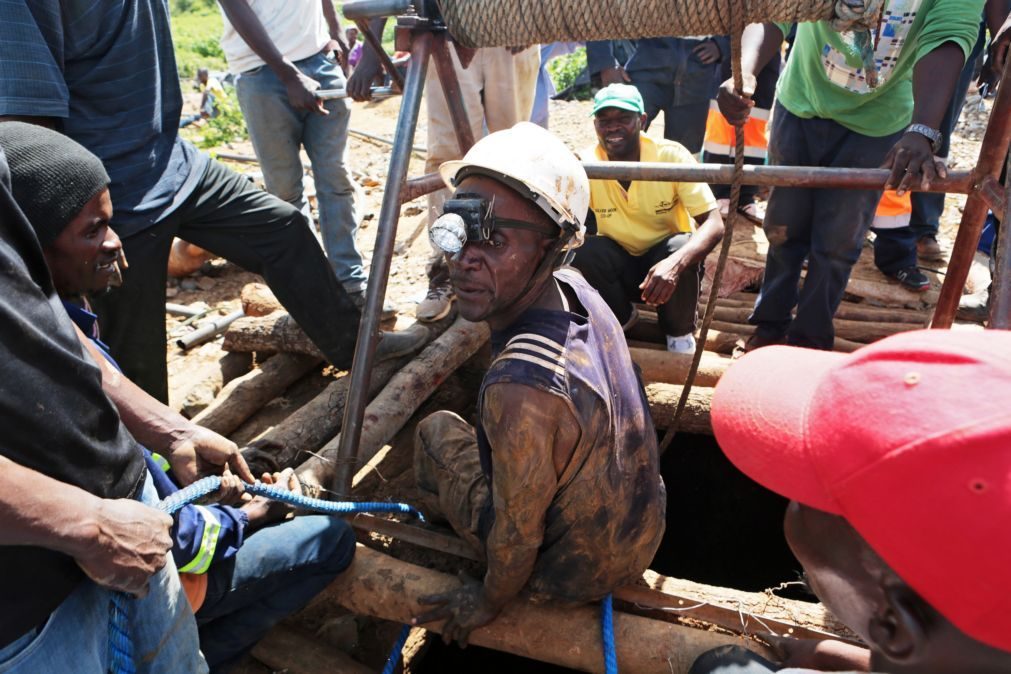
415, 431, 809, 672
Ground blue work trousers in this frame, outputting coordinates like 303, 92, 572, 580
236, 51, 366, 292
196, 515, 356, 672
0, 473, 205, 673
752, 103, 902, 349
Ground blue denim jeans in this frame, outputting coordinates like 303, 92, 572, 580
0, 473, 205, 673
236, 51, 366, 293
196, 515, 355, 672
752, 103, 902, 349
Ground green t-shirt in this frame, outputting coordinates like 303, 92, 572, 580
775, 0, 983, 136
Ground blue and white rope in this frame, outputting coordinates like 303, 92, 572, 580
108, 475, 423, 674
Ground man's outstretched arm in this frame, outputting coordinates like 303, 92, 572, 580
0, 455, 173, 597
413, 384, 576, 645
72, 324, 254, 486
716, 22, 784, 125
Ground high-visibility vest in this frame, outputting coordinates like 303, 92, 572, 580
702, 101, 770, 160
872, 190, 912, 230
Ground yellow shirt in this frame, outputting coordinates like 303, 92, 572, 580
586, 136, 718, 256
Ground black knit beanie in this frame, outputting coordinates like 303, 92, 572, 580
0, 122, 110, 246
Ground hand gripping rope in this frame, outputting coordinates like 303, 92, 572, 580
108, 475, 423, 674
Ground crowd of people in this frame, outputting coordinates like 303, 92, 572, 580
1, 0, 1011, 672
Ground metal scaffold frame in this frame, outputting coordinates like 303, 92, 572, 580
333, 0, 1011, 495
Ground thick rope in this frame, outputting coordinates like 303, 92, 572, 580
109, 476, 424, 674
601, 593, 618, 674
436, 0, 881, 48
659, 14, 749, 454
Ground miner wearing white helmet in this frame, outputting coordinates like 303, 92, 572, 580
410, 123, 666, 646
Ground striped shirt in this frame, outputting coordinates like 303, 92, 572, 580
477, 268, 667, 602
0, 0, 207, 236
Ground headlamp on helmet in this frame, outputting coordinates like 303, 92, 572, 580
429, 193, 560, 259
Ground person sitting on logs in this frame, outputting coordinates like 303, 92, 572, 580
571, 83, 725, 355
410, 122, 667, 646
691, 329, 1011, 673
0, 121, 357, 672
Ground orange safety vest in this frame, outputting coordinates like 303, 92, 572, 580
703, 101, 770, 160
872, 190, 912, 230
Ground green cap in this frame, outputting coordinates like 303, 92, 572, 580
590, 83, 645, 116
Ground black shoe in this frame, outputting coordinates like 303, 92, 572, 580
888, 266, 930, 292
349, 289, 397, 321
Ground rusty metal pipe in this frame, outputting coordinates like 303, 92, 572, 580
355, 19, 406, 92
988, 152, 1011, 329
332, 31, 433, 496
343, 0, 412, 20
583, 162, 973, 192
401, 171, 445, 202
933, 55, 1011, 328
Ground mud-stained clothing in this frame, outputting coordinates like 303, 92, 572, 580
416, 268, 666, 603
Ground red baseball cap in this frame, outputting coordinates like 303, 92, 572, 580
711, 329, 1011, 653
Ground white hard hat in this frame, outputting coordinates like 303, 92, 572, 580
439, 122, 589, 249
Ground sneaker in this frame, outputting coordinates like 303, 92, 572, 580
416, 278, 456, 322
374, 323, 430, 362
666, 333, 696, 354
887, 266, 931, 292
916, 236, 944, 261
349, 289, 397, 322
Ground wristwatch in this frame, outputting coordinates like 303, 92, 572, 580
905, 123, 943, 153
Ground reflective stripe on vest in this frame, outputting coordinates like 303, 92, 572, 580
703, 101, 770, 159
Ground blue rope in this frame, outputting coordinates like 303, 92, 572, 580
601, 593, 618, 674
381, 624, 412, 674
108, 476, 423, 673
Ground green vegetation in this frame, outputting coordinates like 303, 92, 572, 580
170, 1, 226, 77
548, 48, 591, 100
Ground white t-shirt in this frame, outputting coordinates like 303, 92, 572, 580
219, 0, 330, 74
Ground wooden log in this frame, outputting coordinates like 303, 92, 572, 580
191, 353, 322, 436
297, 318, 491, 490
244, 316, 458, 472
710, 321, 863, 353
324, 544, 773, 673
646, 383, 712, 434
724, 293, 930, 325
223, 312, 323, 358
712, 307, 914, 342
630, 348, 731, 387
252, 624, 375, 674
348, 515, 857, 644
240, 282, 283, 317
171, 351, 254, 416
242, 358, 403, 473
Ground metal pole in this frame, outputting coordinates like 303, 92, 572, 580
343, 0, 412, 20
430, 32, 477, 155
582, 163, 973, 192
988, 151, 1011, 328
332, 31, 433, 496
933, 55, 1011, 328
355, 19, 406, 92
316, 86, 397, 100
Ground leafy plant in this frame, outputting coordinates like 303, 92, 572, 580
193, 88, 248, 148
547, 47, 591, 100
